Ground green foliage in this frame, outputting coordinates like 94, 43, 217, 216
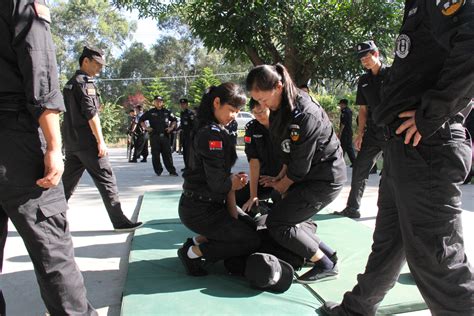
50, 0, 136, 81
189, 67, 221, 105
112, 0, 404, 86
99, 101, 128, 143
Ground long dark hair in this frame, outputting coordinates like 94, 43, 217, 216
246, 64, 298, 141
196, 82, 247, 129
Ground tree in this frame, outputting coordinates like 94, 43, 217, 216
51, 0, 136, 81
113, 0, 403, 86
189, 67, 221, 105
119, 42, 157, 79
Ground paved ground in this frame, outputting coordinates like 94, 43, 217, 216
1, 147, 473, 315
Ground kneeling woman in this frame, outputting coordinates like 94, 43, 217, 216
178, 83, 261, 276
246, 64, 347, 283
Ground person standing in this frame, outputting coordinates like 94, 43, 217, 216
0, 1, 97, 314
62, 46, 142, 232
139, 96, 178, 176
322, 1, 474, 315
338, 99, 356, 166
247, 64, 346, 283
131, 105, 149, 163
334, 41, 389, 219
179, 98, 195, 171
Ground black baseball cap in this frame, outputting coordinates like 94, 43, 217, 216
154, 96, 164, 101
81, 46, 106, 65
245, 253, 294, 293
355, 40, 378, 59
179, 98, 188, 103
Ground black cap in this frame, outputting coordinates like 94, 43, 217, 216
245, 253, 294, 293
154, 96, 164, 101
355, 40, 378, 59
81, 46, 106, 65
179, 98, 188, 104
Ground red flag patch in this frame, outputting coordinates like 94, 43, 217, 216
209, 140, 223, 150
33, 1, 51, 23
244, 136, 251, 144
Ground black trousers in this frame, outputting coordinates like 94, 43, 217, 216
133, 132, 149, 160
181, 133, 191, 169
0, 111, 95, 315
150, 134, 176, 174
178, 194, 261, 262
341, 134, 356, 165
340, 125, 474, 316
62, 147, 131, 228
346, 136, 384, 210
234, 183, 278, 207
266, 181, 343, 259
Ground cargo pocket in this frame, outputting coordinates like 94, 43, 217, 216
38, 199, 69, 243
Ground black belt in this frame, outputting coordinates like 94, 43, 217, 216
182, 190, 226, 204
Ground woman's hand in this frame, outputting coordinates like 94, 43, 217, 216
259, 175, 277, 187
231, 173, 248, 191
242, 196, 259, 213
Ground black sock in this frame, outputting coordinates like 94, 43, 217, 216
318, 242, 335, 257
314, 255, 334, 270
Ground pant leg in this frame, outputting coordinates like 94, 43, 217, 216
0, 206, 7, 315
391, 134, 473, 315
0, 112, 95, 315
266, 182, 342, 259
160, 135, 176, 173
132, 134, 144, 160
346, 141, 383, 209
341, 164, 406, 316
75, 149, 131, 227
182, 136, 189, 169
62, 151, 86, 201
178, 195, 261, 262
150, 135, 163, 174
341, 136, 356, 165
141, 135, 149, 159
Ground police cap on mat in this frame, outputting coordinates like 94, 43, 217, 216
245, 253, 294, 293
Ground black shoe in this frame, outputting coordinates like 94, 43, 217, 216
141, 158, 147, 162
177, 246, 208, 276
334, 207, 361, 219
328, 252, 338, 265
156, 171, 162, 176
129, 159, 137, 163
296, 264, 338, 284
169, 172, 179, 176
114, 221, 143, 232
320, 301, 345, 315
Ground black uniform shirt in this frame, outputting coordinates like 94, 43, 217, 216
355, 64, 390, 142
62, 70, 100, 151
277, 93, 347, 184
139, 108, 176, 135
244, 119, 282, 177
183, 122, 237, 201
374, 0, 474, 138
340, 107, 353, 136
0, 0, 65, 118
180, 108, 195, 136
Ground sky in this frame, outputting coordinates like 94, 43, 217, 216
123, 9, 161, 49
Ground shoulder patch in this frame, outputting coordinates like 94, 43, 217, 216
289, 124, 300, 142
437, 0, 465, 16
244, 136, 252, 144
210, 123, 221, 133
33, 1, 51, 23
86, 87, 96, 96
209, 140, 223, 151
64, 84, 73, 90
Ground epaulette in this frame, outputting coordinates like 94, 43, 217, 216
245, 119, 256, 129
209, 122, 222, 133
292, 107, 303, 119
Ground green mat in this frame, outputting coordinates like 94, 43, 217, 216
122, 190, 427, 315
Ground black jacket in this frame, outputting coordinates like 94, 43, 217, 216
375, 0, 474, 138
183, 122, 237, 201
0, 0, 64, 118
